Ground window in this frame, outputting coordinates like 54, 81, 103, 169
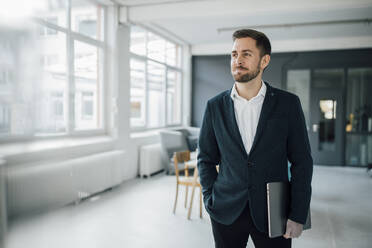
167, 70, 182, 125
0, 104, 10, 134
0, 41, 12, 86
129, 26, 182, 130
51, 92, 64, 118
81, 92, 94, 120
72, 2, 104, 40
74, 41, 102, 130
0, 70, 9, 85
130, 59, 146, 127
0, 0, 106, 139
42, 54, 59, 66
40, 17, 58, 36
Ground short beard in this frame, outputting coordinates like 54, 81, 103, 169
232, 60, 261, 83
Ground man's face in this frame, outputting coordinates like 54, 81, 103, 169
230, 37, 267, 83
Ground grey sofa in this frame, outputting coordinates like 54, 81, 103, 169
159, 127, 200, 175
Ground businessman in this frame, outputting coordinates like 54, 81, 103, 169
197, 29, 313, 248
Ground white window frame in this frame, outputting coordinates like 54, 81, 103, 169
129, 26, 183, 132
0, 0, 108, 143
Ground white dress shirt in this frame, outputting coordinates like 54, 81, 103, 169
230, 81, 267, 155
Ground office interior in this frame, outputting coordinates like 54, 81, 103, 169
0, 0, 372, 247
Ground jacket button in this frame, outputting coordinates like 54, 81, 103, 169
247, 162, 254, 167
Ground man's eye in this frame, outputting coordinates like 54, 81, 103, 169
244, 53, 251, 56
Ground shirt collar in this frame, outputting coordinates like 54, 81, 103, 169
230, 80, 266, 101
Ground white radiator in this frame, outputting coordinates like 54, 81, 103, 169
6, 150, 125, 218
139, 144, 164, 178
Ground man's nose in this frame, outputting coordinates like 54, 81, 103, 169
236, 55, 244, 65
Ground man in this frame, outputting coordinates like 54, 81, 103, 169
197, 29, 313, 248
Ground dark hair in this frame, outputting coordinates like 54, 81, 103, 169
232, 29, 271, 57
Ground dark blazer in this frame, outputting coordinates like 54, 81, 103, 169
197, 81, 313, 234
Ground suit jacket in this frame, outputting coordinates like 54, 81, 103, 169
197, 81, 313, 234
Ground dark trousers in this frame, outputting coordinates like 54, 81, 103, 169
210, 201, 292, 248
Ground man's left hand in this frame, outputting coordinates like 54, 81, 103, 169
283, 219, 303, 239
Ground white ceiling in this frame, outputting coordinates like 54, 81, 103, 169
115, 0, 372, 54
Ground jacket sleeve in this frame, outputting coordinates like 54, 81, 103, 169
287, 95, 313, 225
197, 100, 220, 200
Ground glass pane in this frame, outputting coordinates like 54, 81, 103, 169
36, 29, 67, 135
346, 68, 372, 132
0, 104, 10, 134
167, 70, 181, 125
165, 41, 180, 67
346, 68, 372, 166
130, 26, 146, 56
71, 1, 104, 40
34, 0, 68, 28
0, 21, 40, 137
346, 135, 371, 166
287, 70, 310, 128
130, 59, 146, 127
319, 99, 337, 151
74, 40, 102, 130
147, 61, 165, 127
313, 69, 343, 89
147, 32, 165, 63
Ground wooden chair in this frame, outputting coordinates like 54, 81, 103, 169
172, 151, 202, 219
187, 164, 219, 219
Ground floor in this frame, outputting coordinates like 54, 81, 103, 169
5, 166, 372, 248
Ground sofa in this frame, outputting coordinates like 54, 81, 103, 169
159, 127, 200, 175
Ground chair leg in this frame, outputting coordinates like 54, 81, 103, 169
173, 183, 179, 214
185, 186, 189, 208
199, 187, 203, 218
188, 184, 196, 220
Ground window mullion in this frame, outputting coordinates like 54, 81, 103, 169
67, 0, 75, 134
145, 30, 149, 128
164, 66, 168, 126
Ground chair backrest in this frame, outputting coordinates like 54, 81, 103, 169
173, 150, 190, 179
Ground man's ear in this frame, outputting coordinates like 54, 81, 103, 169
261, 54, 270, 70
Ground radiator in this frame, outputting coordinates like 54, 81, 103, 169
139, 144, 164, 178
6, 150, 125, 218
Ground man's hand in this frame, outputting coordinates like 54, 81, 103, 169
283, 219, 303, 239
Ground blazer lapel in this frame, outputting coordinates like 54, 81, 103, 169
249, 82, 277, 156
224, 90, 248, 159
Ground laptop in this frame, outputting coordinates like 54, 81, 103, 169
266, 181, 311, 238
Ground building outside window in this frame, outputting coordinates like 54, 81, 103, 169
129, 25, 182, 130
81, 91, 94, 120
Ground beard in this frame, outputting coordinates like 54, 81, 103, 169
232, 60, 261, 83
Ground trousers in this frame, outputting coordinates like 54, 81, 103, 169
210, 200, 292, 248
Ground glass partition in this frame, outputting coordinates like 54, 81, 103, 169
346, 68, 372, 166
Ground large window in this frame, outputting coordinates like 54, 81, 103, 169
130, 26, 182, 130
0, 0, 106, 139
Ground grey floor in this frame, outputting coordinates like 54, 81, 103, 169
5, 166, 372, 248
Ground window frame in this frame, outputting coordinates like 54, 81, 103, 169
129, 26, 183, 132
0, 0, 108, 143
